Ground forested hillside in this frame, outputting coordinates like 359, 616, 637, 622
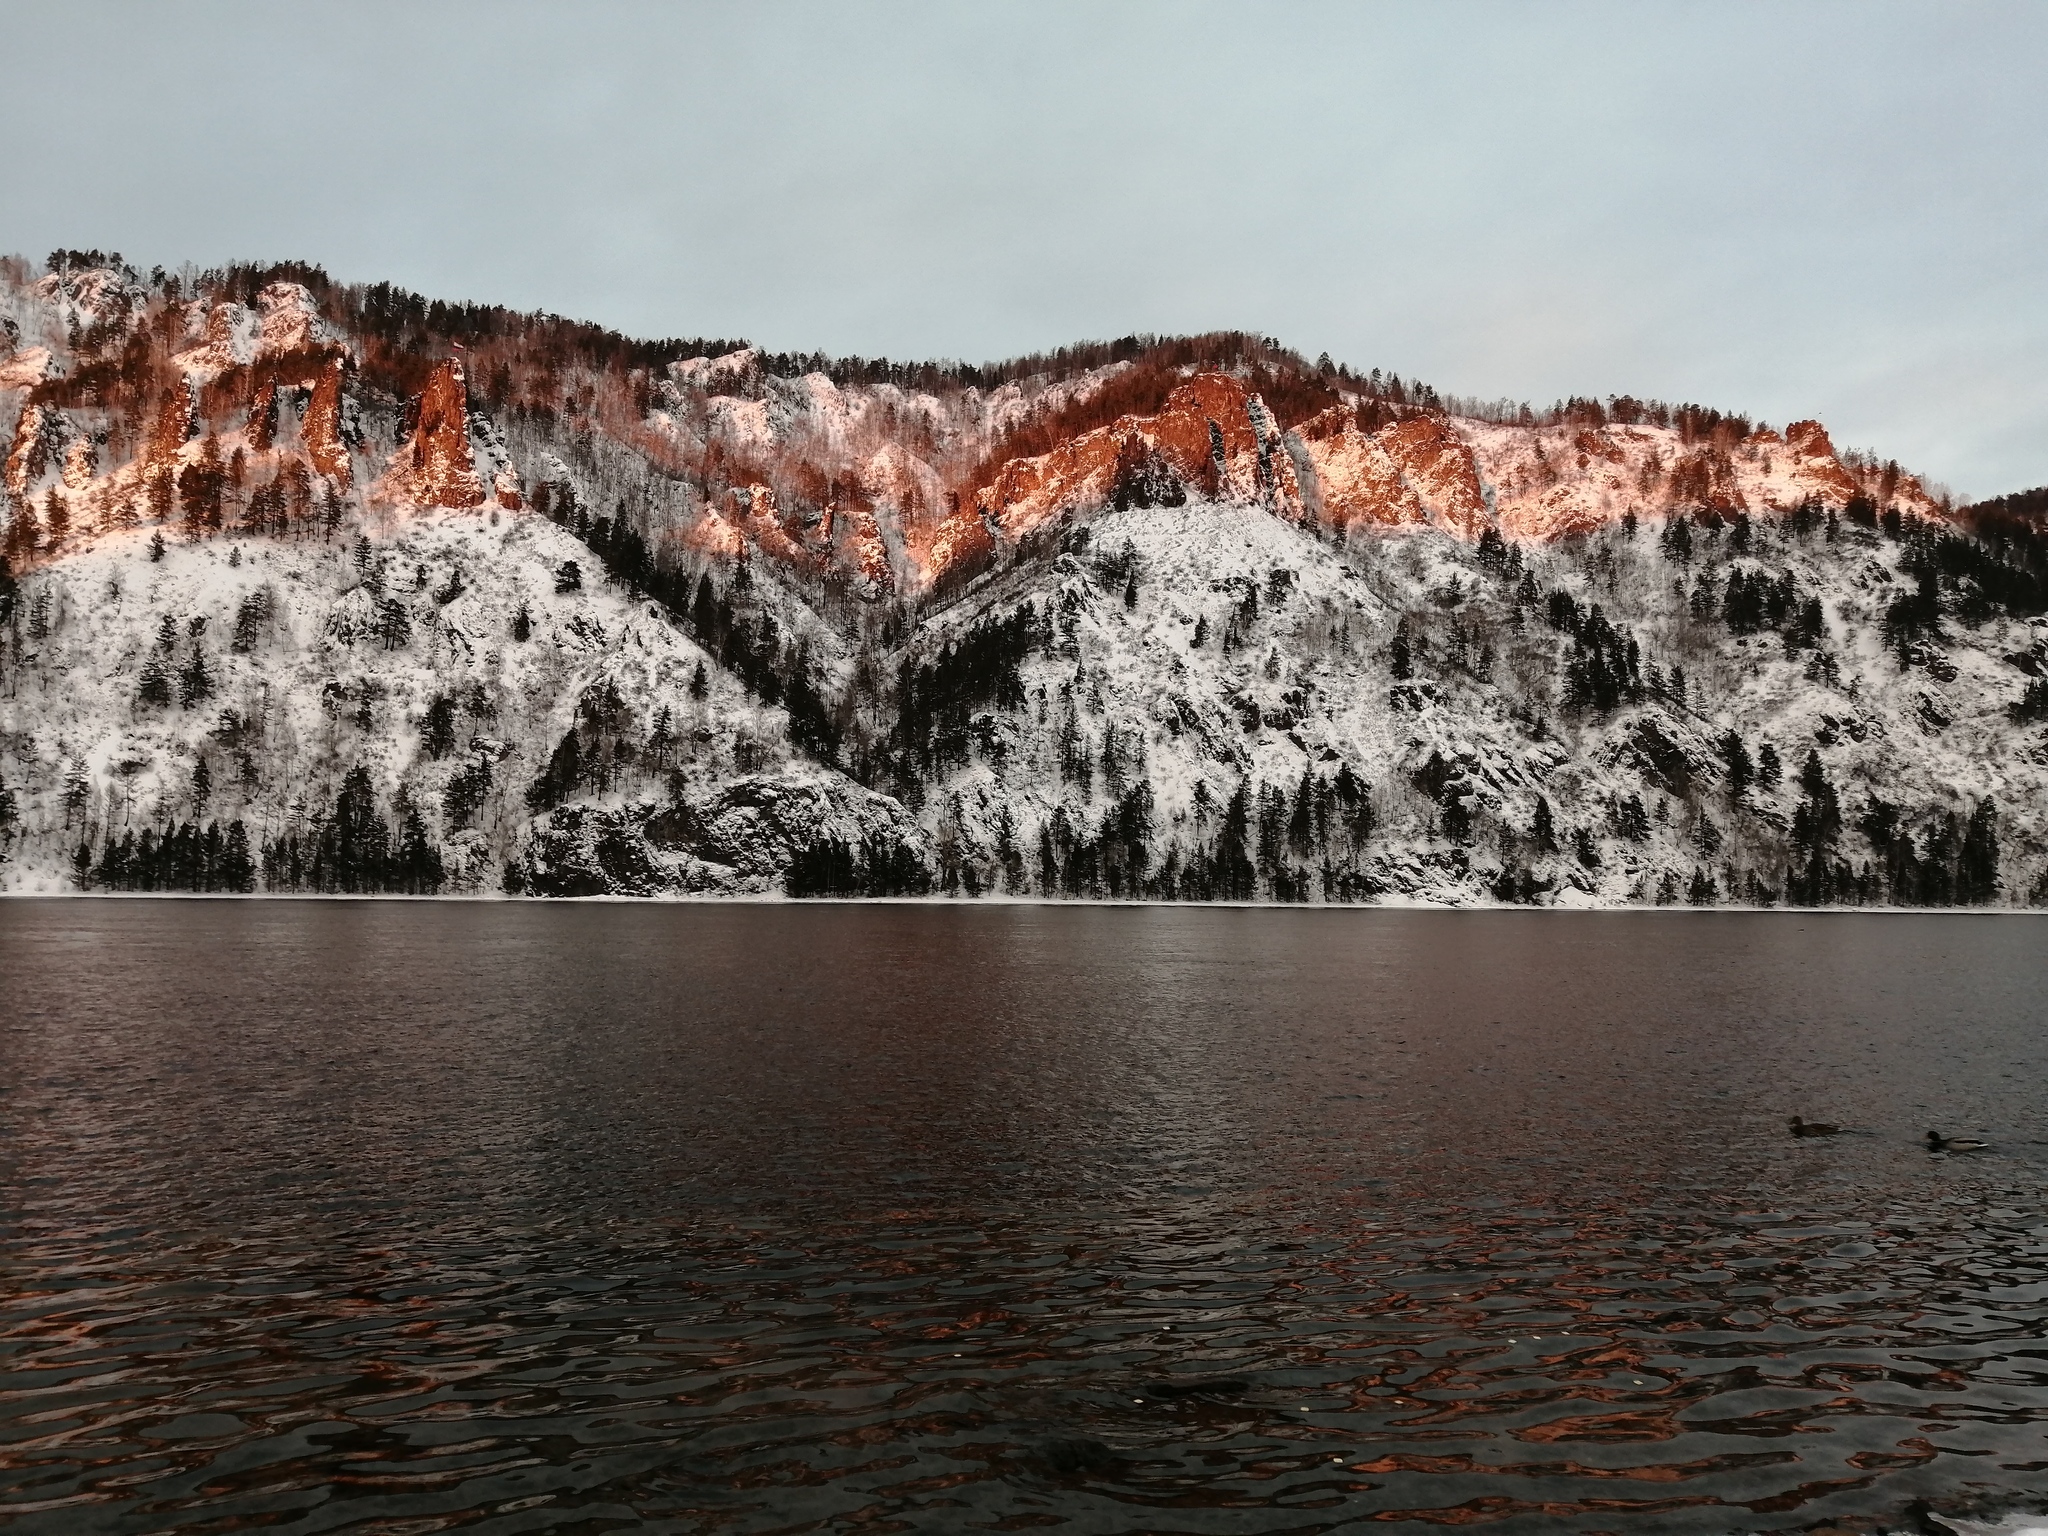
3, 251, 2043, 904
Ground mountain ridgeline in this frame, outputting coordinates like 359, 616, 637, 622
3, 252, 2045, 906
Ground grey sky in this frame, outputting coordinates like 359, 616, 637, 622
4, 1, 2043, 498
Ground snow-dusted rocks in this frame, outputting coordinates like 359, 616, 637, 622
0, 257, 2035, 903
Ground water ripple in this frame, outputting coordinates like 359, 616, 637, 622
3, 902, 2046, 1534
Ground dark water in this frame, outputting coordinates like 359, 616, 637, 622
3, 904, 2047, 1536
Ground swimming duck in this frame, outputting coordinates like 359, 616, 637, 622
1925, 1130, 1990, 1153
1789, 1116, 1840, 1137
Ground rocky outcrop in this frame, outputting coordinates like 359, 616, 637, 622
1295, 407, 1491, 539
382, 358, 485, 509
1296, 407, 1430, 532
254, 281, 329, 358
1778, 419, 1867, 505
172, 282, 340, 382
969, 372, 1306, 549
1376, 416, 1490, 537
0, 346, 54, 391
302, 357, 352, 489
5, 403, 70, 500
518, 773, 929, 895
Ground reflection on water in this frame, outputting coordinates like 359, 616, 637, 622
2, 903, 2045, 1534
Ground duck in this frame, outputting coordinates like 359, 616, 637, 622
1789, 1116, 1840, 1137
1926, 1130, 1990, 1153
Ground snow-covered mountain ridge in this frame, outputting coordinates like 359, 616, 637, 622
2, 252, 2042, 904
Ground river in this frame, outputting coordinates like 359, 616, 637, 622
3, 902, 2045, 1533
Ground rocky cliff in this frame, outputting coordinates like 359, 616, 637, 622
0, 254, 2038, 905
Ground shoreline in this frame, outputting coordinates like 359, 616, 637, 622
1, 890, 2043, 915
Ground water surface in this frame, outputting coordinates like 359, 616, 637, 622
3, 903, 2046, 1534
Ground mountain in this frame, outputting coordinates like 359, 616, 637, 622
1, 251, 2042, 906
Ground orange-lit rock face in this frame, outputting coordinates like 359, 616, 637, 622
840, 499, 895, 600
682, 508, 745, 560
1295, 407, 1489, 539
1780, 419, 1865, 504
384, 359, 485, 509
172, 282, 338, 382
653, 361, 1950, 601
1376, 417, 1490, 537
1460, 415, 1939, 542
303, 359, 352, 490
730, 484, 807, 569
62, 438, 98, 490
969, 371, 1300, 548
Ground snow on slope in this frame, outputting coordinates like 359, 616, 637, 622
0, 508, 916, 894
898, 499, 2046, 904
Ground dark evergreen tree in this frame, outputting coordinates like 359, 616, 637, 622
526, 731, 583, 811
648, 705, 675, 768
1215, 783, 1256, 900
1960, 797, 1999, 904
423, 695, 458, 759
1719, 731, 1754, 798
137, 652, 173, 707
177, 648, 213, 707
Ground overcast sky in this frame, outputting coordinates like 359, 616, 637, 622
3, 2, 2043, 498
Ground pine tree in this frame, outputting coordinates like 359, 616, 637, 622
62, 761, 89, 827
648, 704, 675, 769
1757, 742, 1782, 789
1960, 798, 1999, 904
138, 651, 173, 707
221, 821, 255, 893
178, 648, 214, 707
527, 731, 583, 811
1216, 783, 1255, 900
1289, 767, 1316, 858
232, 589, 269, 653
392, 790, 445, 894
1719, 731, 1754, 798
423, 695, 457, 759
